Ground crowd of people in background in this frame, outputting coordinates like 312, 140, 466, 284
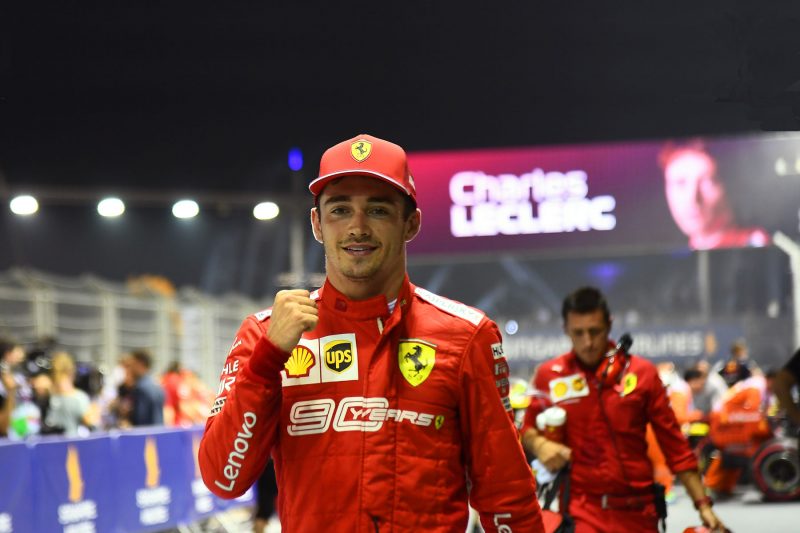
0, 335, 213, 440
642, 338, 795, 502
2, 329, 797, 530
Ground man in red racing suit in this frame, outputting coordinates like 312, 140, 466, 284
521, 287, 725, 532
199, 134, 543, 532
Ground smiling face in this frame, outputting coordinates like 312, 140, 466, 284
310, 176, 421, 300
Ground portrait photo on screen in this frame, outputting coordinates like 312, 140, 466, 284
407, 132, 800, 258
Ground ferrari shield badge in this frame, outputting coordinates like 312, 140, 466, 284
350, 139, 372, 162
398, 339, 436, 387
622, 372, 638, 396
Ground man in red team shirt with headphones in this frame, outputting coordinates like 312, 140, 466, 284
522, 287, 726, 532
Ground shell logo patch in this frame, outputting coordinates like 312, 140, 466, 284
398, 339, 436, 387
622, 373, 638, 396
549, 373, 590, 403
285, 346, 316, 378
350, 140, 372, 162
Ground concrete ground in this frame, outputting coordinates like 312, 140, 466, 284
666, 484, 799, 533
184, 484, 800, 533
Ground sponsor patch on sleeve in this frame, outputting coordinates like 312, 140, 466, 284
254, 308, 272, 322
414, 287, 483, 326
209, 396, 226, 417
491, 342, 504, 360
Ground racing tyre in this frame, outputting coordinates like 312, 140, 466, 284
751, 438, 800, 501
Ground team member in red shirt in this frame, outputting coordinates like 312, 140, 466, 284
522, 287, 725, 532
199, 134, 543, 532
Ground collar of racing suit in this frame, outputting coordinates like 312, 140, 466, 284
315, 274, 413, 321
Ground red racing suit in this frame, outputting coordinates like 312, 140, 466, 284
200, 276, 543, 533
522, 348, 697, 532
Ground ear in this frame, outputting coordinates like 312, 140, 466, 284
404, 208, 422, 243
310, 207, 323, 243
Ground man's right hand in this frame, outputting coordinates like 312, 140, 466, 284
535, 438, 572, 472
267, 289, 319, 353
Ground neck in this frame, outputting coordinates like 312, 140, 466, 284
690, 229, 727, 249
690, 210, 734, 249
57, 379, 74, 392
325, 253, 408, 301
328, 272, 405, 301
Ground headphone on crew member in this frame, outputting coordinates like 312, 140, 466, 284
596, 333, 633, 388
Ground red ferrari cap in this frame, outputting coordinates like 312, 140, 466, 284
309, 134, 417, 204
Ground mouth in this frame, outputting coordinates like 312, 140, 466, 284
342, 243, 378, 256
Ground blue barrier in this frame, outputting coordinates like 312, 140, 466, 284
0, 427, 254, 533
0, 441, 33, 533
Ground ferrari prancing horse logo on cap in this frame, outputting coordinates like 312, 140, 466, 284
350, 140, 372, 162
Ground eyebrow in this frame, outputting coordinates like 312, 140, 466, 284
322, 195, 396, 206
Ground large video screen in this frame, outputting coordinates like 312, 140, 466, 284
406, 134, 800, 257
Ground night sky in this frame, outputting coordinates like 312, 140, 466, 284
1, 2, 799, 294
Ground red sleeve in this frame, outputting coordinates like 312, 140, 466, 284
198, 315, 290, 498
459, 319, 544, 533
521, 365, 552, 435
644, 363, 698, 473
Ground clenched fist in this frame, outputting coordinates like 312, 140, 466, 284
267, 289, 319, 352
535, 439, 572, 472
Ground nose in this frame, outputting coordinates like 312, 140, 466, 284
347, 210, 371, 239
575, 332, 593, 347
692, 179, 703, 206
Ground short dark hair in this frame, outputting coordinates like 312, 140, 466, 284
684, 368, 704, 382
129, 349, 153, 370
730, 339, 747, 355
561, 286, 611, 324
658, 139, 715, 172
399, 195, 417, 219
0, 336, 19, 359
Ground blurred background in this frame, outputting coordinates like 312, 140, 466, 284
2, 1, 799, 381
1, 2, 800, 530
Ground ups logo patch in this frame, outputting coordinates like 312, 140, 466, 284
324, 340, 353, 373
